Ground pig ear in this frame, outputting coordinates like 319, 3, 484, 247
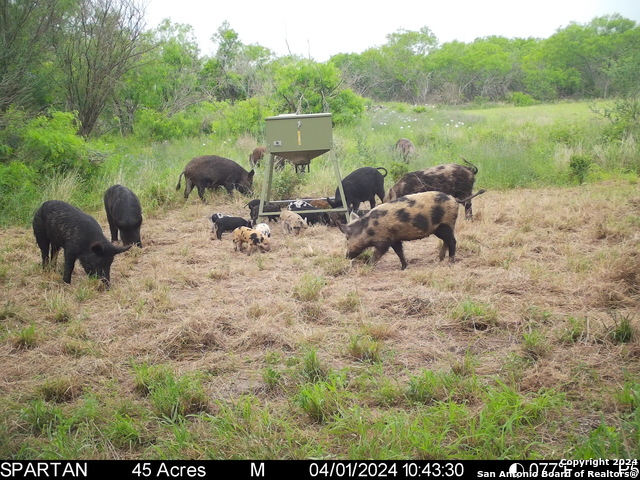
90, 241, 105, 255
349, 212, 360, 222
248, 169, 255, 179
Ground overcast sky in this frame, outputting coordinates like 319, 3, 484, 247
144, 0, 640, 61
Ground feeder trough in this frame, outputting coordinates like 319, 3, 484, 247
257, 113, 349, 222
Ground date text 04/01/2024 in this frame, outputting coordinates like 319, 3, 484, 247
308, 462, 465, 478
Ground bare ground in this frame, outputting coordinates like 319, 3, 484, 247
1, 181, 639, 456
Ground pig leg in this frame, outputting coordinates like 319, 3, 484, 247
433, 225, 457, 262
196, 184, 207, 202
62, 252, 77, 284
35, 236, 51, 268
370, 243, 390, 265
390, 241, 408, 270
107, 216, 119, 243
183, 178, 195, 199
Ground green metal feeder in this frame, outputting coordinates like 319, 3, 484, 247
258, 113, 349, 222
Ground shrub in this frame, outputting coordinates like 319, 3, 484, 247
594, 96, 640, 142
0, 162, 37, 201
209, 98, 271, 138
508, 92, 538, 107
134, 109, 200, 141
389, 162, 409, 182
20, 111, 91, 175
569, 154, 592, 184
271, 166, 307, 200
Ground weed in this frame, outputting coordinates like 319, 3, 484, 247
37, 378, 81, 403
74, 278, 101, 302
389, 162, 409, 182
246, 303, 264, 319
317, 255, 351, 277
262, 366, 282, 391
573, 421, 640, 458
453, 298, 498, 331
0, 300, 17, 320
14, 324, 37, 349
617, 379, 640, 411
106, 413, 144, 448
606, 312, 636, 344
465, 383, 566, 458
207, 267, 230, 280
569, 154, 592, 184
45, 290, 73, 323
522, 328, 550, 360
451, 350, 479, 377
523, 305, 553, 324
62, 339, 94, 358
335, 291, 362, 313
292, 274, 327, 302
561, 316, 588, 343
299, 348, 329, 383
347, 334, 382, 364
298, 302, 323, 322
271, 167, 307, 200
296, 376, 346, 423
407, 369, 478, 405
132, 363, 209, 421
19, 399, 65, 435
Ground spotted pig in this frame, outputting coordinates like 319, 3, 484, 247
338, 190, 485, 270
384, 160, 481, 219
232, 226, 271, 255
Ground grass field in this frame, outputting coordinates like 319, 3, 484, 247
0, 101, 639, 459
1, 178, 639, 459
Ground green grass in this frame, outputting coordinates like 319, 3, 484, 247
2, 100, 637, 227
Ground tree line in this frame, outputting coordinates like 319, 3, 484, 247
1, 0, 638, 150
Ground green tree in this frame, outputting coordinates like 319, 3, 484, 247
334, 27, 438, 103
201, 21, 275, 102
112, 20, 202, 135
0, 0, 63, 112
523, 15, 638, 100
53, 0, 149, 136
272, 58, 364, 124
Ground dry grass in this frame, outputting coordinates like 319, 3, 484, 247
1, 181, 639, 457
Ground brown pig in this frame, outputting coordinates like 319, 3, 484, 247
338, 190, 485, 270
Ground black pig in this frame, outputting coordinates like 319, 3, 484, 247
176, 155, 255, 202
287, 201, 329, 226
212, 216, 252, 240
32, 200, 131, 285
327, 166, 387, 214
104, 184, 143, 247
251, 203, 281, 225
384, 160, 480, 219
338, 190, 485, 270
